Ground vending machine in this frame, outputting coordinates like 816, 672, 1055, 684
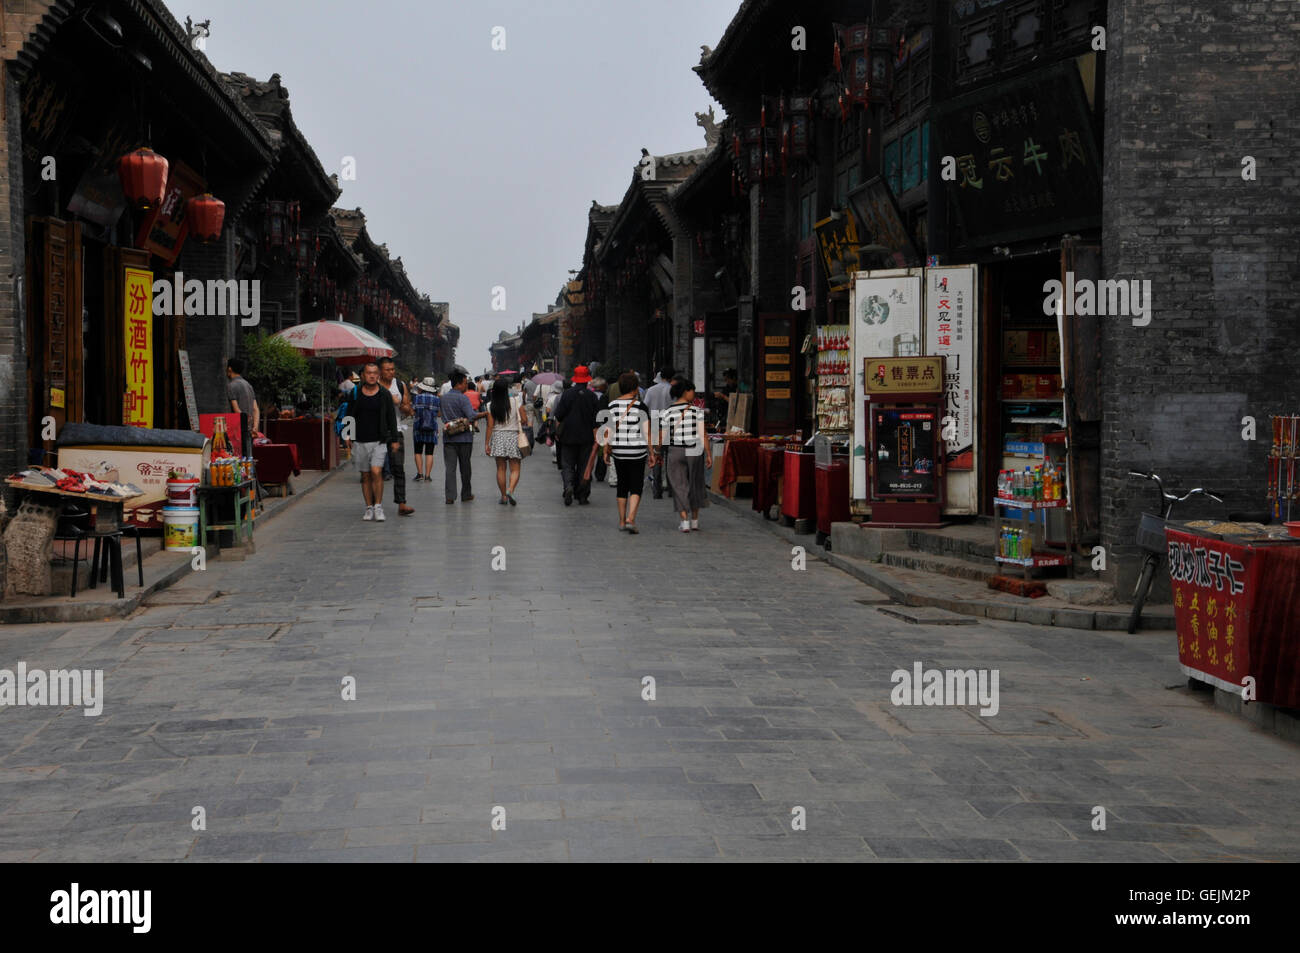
865, 355, 946, 526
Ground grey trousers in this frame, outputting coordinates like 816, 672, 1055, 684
389, 432, 407, 504
443, 442, 473, 500
666, 446, 707, 512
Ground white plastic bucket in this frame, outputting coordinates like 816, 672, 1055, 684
163, 506, 199, 552
166, 476, 200, 506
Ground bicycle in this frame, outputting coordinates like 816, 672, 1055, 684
1126, 471, 1223, 634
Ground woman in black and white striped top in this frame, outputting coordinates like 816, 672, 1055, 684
655, 377, 713, 532
600, 371, 655, 533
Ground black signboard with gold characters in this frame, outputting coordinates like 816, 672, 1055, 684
934, 61, 1101, 248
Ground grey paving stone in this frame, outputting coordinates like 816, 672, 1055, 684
5, 465, 1300, 862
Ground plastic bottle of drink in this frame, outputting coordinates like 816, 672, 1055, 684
1023, 531, 1033, 559
1033, 466, 1042, 501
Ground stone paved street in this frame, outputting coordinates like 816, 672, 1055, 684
2, 445, 1299, 862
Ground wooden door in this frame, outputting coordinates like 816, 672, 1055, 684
1061, 240, 1102, 548
25, 217, 83, 458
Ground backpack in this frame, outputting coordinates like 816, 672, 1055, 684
415, 395, 439, 433
334, 394, 352, 437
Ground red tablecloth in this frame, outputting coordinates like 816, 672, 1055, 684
717, 438, 760, 494
752, 446, 785, 516
1250, 543, 1300, 708
1171, 529, 1300, 707
265, 417, 336, 470
781, 451, 816, 520
253, 443, 301, 485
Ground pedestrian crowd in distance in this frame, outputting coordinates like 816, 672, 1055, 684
335, 362, 715, 533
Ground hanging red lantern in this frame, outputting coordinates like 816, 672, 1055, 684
118, 147, 169, 210
186, 193, 225, 243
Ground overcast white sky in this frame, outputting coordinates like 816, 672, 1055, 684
183, 0, 740, 374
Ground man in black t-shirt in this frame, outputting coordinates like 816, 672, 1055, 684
553, 365, 599, 506
344, 362, 399, 522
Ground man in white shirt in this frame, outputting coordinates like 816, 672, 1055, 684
643, 366, 674, 499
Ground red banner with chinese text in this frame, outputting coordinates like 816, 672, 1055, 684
123, 266, 154, 428
1168, 528, 1260, 694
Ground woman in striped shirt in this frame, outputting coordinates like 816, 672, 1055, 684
600, 371, 656, 533
655, 377, 713, 532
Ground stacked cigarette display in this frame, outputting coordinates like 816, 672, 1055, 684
1267, 415, 1299, 521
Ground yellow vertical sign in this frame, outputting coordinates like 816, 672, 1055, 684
123, 267, 154, 428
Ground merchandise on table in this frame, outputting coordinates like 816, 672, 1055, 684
5, 467, 142, 498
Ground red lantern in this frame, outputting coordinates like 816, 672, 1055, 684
186, 193, 225, 243
118, 148, 169, 210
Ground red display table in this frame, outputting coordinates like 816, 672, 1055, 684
815, 458, 851, 545
252, 443, 301, 488
265, 417, 337, 470
1169, 526, 1300, 707
753, 446, 785, 519
716, 437, 760, 498
781, 451, 816, 523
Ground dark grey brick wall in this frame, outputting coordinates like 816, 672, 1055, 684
0, 68, 29, 475
1100, 0, 1300, 597
176, 232, 238, 416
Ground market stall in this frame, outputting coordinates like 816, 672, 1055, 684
3, 467, 144, 598
1168, 519, 1300, 706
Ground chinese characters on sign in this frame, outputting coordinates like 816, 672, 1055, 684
1168, 529, 1255, 693
136, 160, 206, 266
814, 210, 862, 292
864, 356, 944, 395
924, 267, 976, 470
937, 63, 1101, 246
123, 267, 154, 428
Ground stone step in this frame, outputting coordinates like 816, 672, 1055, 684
905, 526, 998, 564
881, 549, 998, 584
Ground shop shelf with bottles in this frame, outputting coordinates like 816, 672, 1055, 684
992, 431, 1074, 580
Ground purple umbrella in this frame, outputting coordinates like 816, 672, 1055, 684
530, 372, 564, 387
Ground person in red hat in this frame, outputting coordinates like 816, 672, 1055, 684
553, 365, 599, 505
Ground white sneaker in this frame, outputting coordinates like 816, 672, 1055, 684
680, 520, 691, 533
690, 519, 699, 531
374, 504, 386, 521
363, 506, 374, 521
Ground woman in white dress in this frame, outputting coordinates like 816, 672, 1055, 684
484, 378, 529, 505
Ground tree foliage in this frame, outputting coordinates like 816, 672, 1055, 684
241, 331, 314, 410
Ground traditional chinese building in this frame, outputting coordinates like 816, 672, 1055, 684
1, 0, 276, 469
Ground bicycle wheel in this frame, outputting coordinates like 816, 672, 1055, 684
1127, 557, 1158, 634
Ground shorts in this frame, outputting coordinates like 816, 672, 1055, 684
613, 455, 647, 499
353, 441, 387, 471
414, 441, 436, 455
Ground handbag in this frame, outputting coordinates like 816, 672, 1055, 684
444, 417, 472, 436
517, 429, 532, 458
